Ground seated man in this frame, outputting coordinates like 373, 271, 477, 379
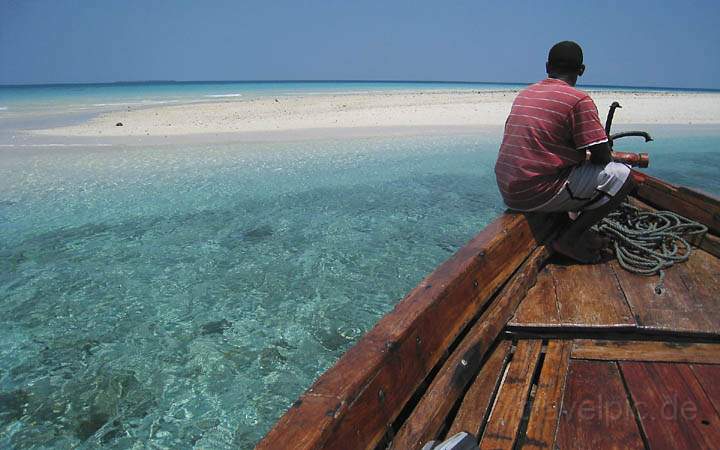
494, 40, 634, 263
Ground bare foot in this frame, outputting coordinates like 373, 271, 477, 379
551, 238, 601, 264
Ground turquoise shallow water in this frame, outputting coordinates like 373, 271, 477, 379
1, 126, 720, 449
1, 135, 504, 449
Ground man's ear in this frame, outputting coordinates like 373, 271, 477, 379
578, 64, 586, 77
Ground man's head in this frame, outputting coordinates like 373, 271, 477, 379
546, 41, 585, 85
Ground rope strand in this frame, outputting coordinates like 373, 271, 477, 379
596, 203, 707, 292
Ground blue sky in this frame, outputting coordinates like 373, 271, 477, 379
1, 0, 719, 88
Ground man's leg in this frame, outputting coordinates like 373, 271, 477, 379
552, 176, 635, 262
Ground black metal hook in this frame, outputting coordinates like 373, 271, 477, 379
605, 101, 653, 147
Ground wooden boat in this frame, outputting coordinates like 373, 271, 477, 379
257, 171, 720, 450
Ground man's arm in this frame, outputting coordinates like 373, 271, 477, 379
571, 96, 611, 164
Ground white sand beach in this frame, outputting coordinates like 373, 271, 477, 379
31, 89, 720, 143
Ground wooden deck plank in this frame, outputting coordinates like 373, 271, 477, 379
509, 262, 636, 329
257, 213, 557, 450
556, 360, 645, 450
690, 364, 720, 416
621, 362, 720, 450
677, 249, 720, 332
513, 246, 720, 337
610, 258, 717, 335
446, 341, 512, 438
553, 263, 635, 328
521, 341, 572, 450
508, 266, 559, 327
571, 339, 720, 364
391, 246, 551, 449
604, 205, 720, 331
479, 339, 542, 450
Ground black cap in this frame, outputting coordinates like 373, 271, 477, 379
548, 41, 583, 71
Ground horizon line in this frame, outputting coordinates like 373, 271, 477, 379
1, 79, 719, 93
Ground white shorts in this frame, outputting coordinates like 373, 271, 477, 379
530, 161, 631, 213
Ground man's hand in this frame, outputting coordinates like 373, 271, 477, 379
586, 141, 612, 165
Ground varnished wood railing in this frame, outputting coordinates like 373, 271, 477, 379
633, 171, 720, 235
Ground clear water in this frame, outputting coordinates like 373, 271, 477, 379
2, 128, 720, 449
1, 81, 720, 449
1, 134, 507, 449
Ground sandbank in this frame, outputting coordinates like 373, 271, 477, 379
28, 89, 720, 145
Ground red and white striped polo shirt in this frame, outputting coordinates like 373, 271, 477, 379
494, 78, 608, 211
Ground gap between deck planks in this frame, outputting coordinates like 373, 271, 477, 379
446, 340, 512, 438
520, 340, 572, 450
479, 339, 542, 449
446, 339, 575, 450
